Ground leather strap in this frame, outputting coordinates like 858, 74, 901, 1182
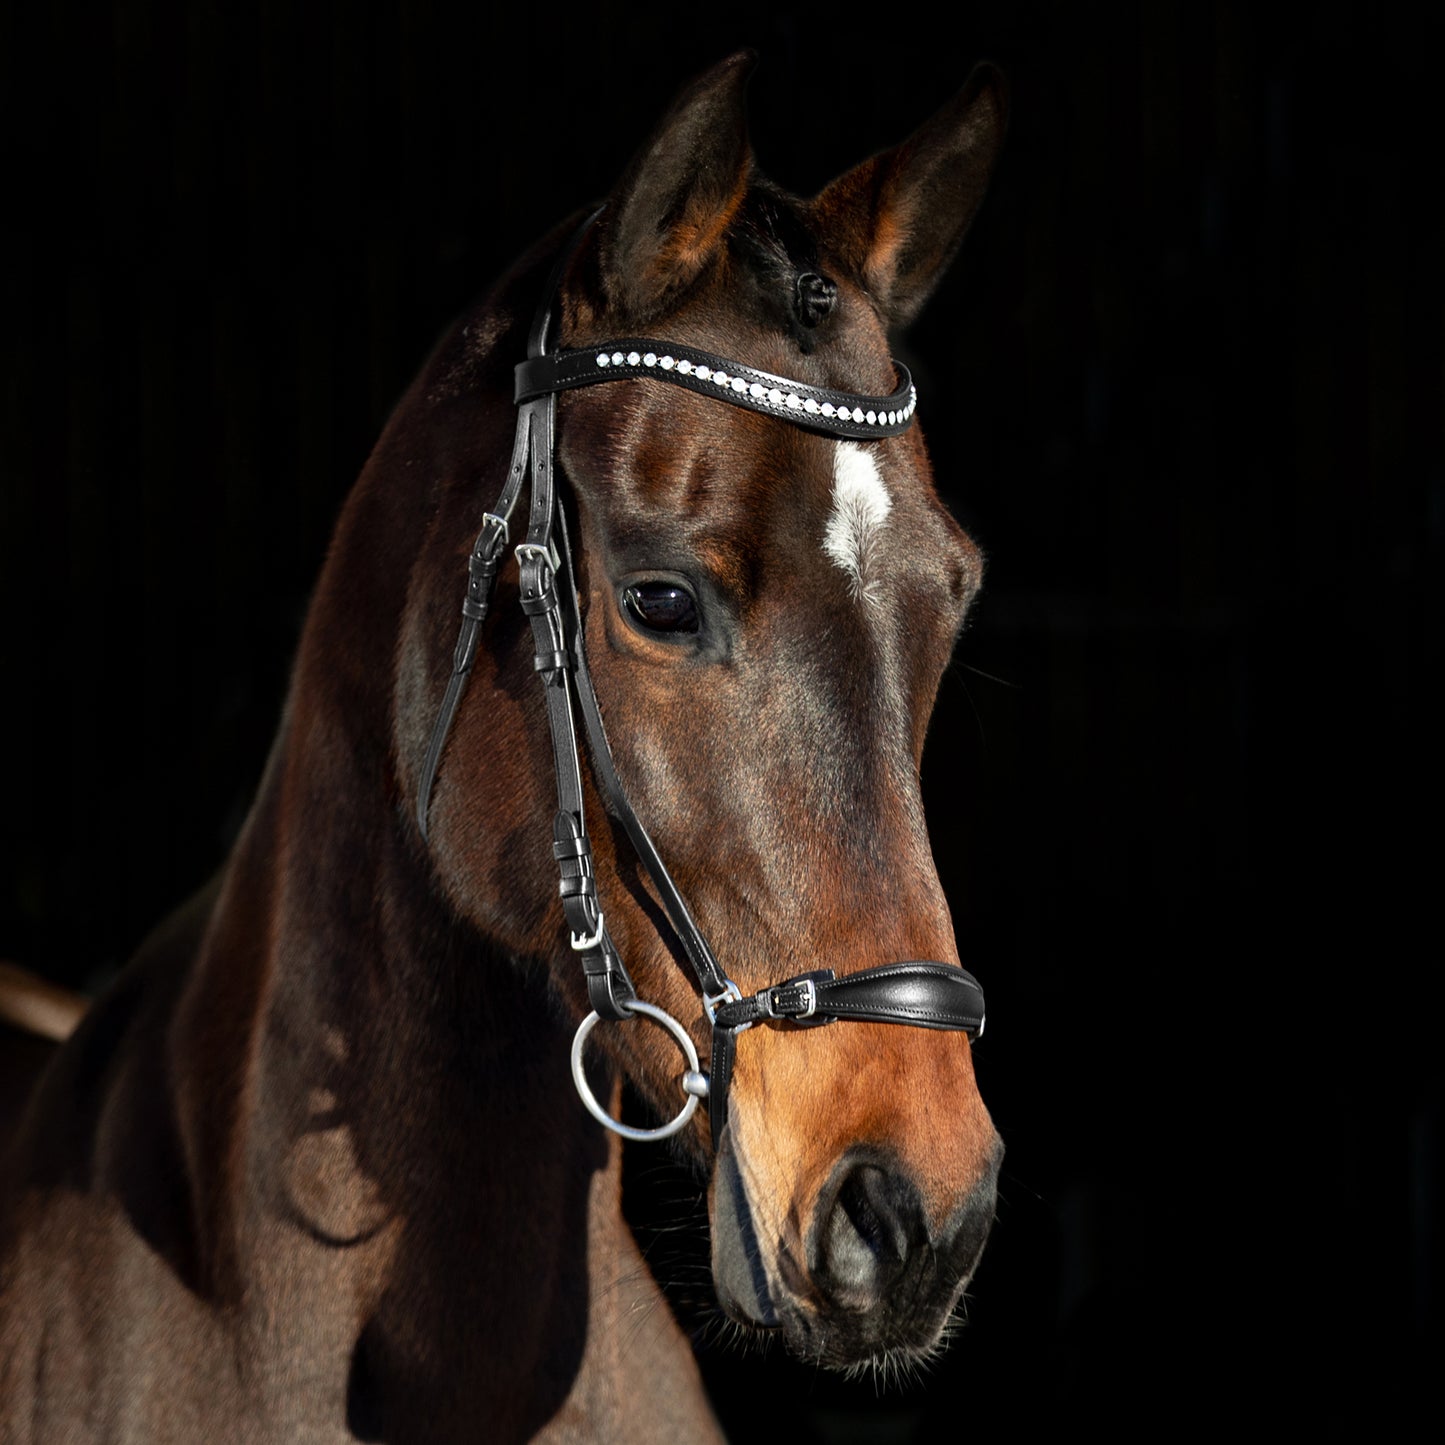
554, 505, 731, 1001
704, 964, 984, 1141
416, 215, 600, 838
711, 962, 985, 1035
516, 343, 915, 440
709, 1027, 738, 1145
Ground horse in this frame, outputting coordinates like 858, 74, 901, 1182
0, 52, 1007, 1442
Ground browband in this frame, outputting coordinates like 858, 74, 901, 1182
516, 342, 916, 439
417, 213, 986, 1147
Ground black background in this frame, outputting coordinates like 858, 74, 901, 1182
1, 1, 1439, 1436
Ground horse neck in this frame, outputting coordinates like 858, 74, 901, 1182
169, 292, 618, 1328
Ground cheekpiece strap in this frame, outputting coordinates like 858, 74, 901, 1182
516, 343, 916, 441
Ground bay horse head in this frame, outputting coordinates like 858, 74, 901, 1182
408, 53, 1007, 1371
0, 52, 1011, 1437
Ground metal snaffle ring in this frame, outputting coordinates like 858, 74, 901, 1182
570, 1000, 707, 1142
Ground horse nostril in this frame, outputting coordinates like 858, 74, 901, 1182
813, 1163, 925, 1311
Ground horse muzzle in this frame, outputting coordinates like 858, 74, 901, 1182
710, 1122, 1003, 1367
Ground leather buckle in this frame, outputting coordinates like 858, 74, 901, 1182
704, 980, 747, 1031
570, 911, 605, 952
792, 977, 817, 1019
515, 540, 559, 575
477, 511, 509, 557
758, 977, 817, 1020
775, 969, 835, 1026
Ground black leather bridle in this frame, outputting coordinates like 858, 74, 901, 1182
417, 216, 986, 1146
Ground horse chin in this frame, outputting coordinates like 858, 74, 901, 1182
767, 1291, 968, 1376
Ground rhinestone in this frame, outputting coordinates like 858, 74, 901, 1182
749, 382, 764, 398
804, 398, 819, 413
694, 365, 710, 379
887, 411, 896, 425
787, 394, 802, 409
866, 410, 877, 425
852, 407, 865, 423
611, 352, 624, 365
596, 353, 610, 367
627, 351, 641, 366
660, 355, 675, 369
732, 377, 748, 393
678, 359, 693, 374
768, 388, 783, 405
821, 403, 836, 417
643, 352, 657, 366
713, 371, 728, 386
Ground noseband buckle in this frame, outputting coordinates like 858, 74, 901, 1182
758, 975, 820, 1020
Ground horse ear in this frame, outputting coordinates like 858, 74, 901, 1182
595, 52, 755, 321
811, 64, 1008, 328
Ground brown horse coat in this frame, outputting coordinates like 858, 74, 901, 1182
1, 54, 1006, 1443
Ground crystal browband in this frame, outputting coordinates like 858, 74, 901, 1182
514, 341, 917, 441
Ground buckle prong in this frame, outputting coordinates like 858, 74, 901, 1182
795, 977, 818, 1019
479, 511, 509, 551
570, 911, 605, 952
515, 540, 559, 571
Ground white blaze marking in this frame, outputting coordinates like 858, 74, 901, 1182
823, 441, 892, 605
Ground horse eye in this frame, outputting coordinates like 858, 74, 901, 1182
622, 583, 700, 634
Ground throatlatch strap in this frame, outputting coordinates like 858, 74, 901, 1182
415, 404, 535, 839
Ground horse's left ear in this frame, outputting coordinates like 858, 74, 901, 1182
811, 64, 1008, 328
